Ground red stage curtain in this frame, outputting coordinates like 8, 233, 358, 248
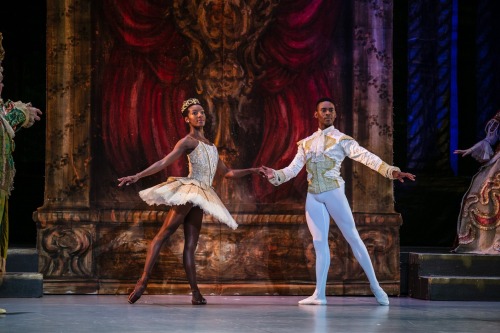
101, 0, 191, 178
252, 0, 342, 202
100, 0, 342, 203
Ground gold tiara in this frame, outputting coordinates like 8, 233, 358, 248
181, 98, 201, 114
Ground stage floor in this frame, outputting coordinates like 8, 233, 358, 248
0, 295, 498, 333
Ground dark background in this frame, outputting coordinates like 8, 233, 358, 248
0, 1, 484, 249
0, 1, 46, 248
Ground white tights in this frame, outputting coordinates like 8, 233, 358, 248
304, 185, 380, 300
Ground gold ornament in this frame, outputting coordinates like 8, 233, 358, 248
181, 98, 201, 114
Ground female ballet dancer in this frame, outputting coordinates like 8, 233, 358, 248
118, 98, 263, 305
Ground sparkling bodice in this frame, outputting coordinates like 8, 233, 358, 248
187, 141, 218, 187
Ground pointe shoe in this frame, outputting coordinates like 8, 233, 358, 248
298, 295, 327, 305
371, 285, 389, 306
128, 278, 147, 304
191, 289, 207, 305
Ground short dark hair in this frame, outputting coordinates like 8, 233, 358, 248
315, 97, 335, 110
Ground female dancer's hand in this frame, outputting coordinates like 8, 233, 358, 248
260, 166, 275, 180
453, 148, 472, 157
255, 166, 267, 178
117, 174, 140, 187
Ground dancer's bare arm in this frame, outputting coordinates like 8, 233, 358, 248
118, 137, 197, 186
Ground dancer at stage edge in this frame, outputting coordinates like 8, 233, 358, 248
453, 110, 500, 254
0, 33, 42, 315
118, 98, 263, 305
262, 97, 415, 306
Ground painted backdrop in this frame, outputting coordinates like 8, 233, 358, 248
95, 0, 346, 207
36, 0, 400, 296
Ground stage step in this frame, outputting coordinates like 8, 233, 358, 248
409, 252, 500, 301
6, 247, 38, 272
399, 247, 449, 295
0, 272, 43, 298
0, 248, 43, 298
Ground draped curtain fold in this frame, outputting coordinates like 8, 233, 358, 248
101, 0, 190, 178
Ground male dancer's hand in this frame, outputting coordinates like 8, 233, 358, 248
260, 166, 275, 180
255, 166, 267, 178
392, 171, 416, 183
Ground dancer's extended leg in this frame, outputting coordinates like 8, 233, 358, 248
322, 186, 389, 305
299, 193, 330, 305
128, 203, 193, 304
183, 206, 206, 305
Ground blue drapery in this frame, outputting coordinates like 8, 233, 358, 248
406, 0, 500, 174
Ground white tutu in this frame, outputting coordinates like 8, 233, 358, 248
139, 176, 238, 230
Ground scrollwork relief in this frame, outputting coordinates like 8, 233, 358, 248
40, 226, 93, 277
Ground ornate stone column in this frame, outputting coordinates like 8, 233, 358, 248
34, 0, 95, 293
349, 0, 401, 291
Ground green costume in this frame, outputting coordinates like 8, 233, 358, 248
0, 99, 30, 272
0, 32, 33, 275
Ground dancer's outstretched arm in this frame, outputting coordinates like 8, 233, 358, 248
117, 137, 196, 186
216, 159, 265, 179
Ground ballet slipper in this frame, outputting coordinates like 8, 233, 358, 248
298, 294, 327, 305
371, 285, 389, 306
191, 289, 207, 305
128, 278, 147, 304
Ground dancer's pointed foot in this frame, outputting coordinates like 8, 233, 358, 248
298, 294, 327, 305
191, 289, 207, 305
128, 278, 147, 304
371, 285, 389, 306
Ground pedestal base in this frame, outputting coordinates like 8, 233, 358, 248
35, 209, 402, 295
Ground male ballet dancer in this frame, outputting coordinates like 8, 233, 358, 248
262, 97, 415, 305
